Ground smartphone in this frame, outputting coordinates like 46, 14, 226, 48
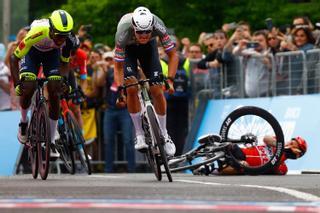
265, 18, 273, 31
228, 22, 238, 30
246, 41, 259, 49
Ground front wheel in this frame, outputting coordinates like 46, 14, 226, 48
67, 112, 91, 175
147, 106, 172, 182
56, 116, 75, 174
37, 103, 50, 180
219, 106, 284, 175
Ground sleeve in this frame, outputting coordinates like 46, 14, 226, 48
197, 52, 216, 69
153, 15, 175, 52
14, 27, 47, 59
78, 50, 88, 80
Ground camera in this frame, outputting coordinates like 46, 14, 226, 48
265, 18, 273, 31
246, 41, 259, 49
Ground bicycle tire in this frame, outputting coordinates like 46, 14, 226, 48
146, 147, 162, 181
146, 106, 172, 182
37, 102, 50, 180
56, 116, 75, 174
67, 112, 91, 175
219, 106, 284, 175
28, 111, 38, 179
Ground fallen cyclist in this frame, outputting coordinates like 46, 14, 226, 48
193, 135, 307, 175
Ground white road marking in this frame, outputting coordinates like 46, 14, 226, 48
176, 179, 320, 202
90, 174, 123, 179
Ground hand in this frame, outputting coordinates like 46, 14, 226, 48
166, 79, 175, 95
181, 37, 190, 47
116, 92, 126, 108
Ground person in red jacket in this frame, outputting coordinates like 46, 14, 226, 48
218, 136, 307, 175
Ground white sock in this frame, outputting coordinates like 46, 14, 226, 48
21, 108, 29, 122
49, 118, 58, 144
157, 114, 168, 138
130, 112, 144, 136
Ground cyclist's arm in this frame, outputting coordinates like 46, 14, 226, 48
114, 45, 125, 87
166, 47, 179, 80
11, 26, 47, 86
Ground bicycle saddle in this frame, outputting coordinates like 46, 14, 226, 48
198, 134, 222, 145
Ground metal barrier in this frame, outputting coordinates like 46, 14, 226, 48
189, 48, 320, 102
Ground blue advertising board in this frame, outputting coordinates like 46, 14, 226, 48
195, 95, 320, 171
0, 111, 21, 175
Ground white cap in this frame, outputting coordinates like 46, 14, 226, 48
103, 51, 114, 59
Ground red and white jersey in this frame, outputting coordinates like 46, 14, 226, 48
241, 145, 288, 175
69, 48, 87, 80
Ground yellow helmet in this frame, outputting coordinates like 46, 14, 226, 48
49, 9, 73, 35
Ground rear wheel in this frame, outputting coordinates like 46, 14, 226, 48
219, 106, 284, 174
67, 112, 91, 175
147, 106, 172, 182
37, 103, 50, 180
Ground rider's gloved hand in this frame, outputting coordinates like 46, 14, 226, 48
15, 83, 22, 96
166, 77, 175, 95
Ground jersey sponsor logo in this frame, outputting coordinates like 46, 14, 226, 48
118, 31, 128, 43
18, 41, 26, 50
30, 31, 43, 39
154, 20, 166, 34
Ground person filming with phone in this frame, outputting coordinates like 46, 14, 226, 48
233, 30, 271, 98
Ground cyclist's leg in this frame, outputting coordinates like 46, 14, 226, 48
138, 40, 175, 156
42, 49, 62, 146
124, 45, 146, 149
17, 49, 38, 143
138, 40, 167, 136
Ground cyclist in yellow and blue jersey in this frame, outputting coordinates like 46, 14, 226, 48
10, 9, 75, 156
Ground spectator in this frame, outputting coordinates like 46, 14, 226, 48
233, 30, 272, 97
96, 51, 136, 173
198, 30, 228, 98
188, 43, 203, 61
203, 33, 216, 54
267, 31, 281, 55
4, 27, 29, 110
80, 49, 102, 159
279, 27, 315, 94
0, 44, 11, 111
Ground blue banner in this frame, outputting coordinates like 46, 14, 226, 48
0, 111, 21, 175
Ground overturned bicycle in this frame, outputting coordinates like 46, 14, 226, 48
168, 106, 285, 175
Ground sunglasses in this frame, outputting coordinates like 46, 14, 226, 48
135, 30, 152, 35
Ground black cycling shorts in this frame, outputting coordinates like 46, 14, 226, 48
124, 39, 162, 81
19, 47, 61, 77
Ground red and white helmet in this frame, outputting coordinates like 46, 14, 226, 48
292, 136, 307, 157
132, 6, 154, 31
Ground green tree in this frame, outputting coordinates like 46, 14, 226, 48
29, 0, 320, 46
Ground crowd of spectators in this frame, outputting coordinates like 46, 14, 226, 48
1, 15, 320, 172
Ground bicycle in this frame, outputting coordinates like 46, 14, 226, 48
120, 76, 173, 182
25, 78, 51, 180
169, 106, 285, 175
55, 85, 92, 175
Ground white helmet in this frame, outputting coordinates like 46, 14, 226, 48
132, 6, 154, 31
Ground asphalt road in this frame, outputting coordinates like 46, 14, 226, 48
0, 173, 320, 213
